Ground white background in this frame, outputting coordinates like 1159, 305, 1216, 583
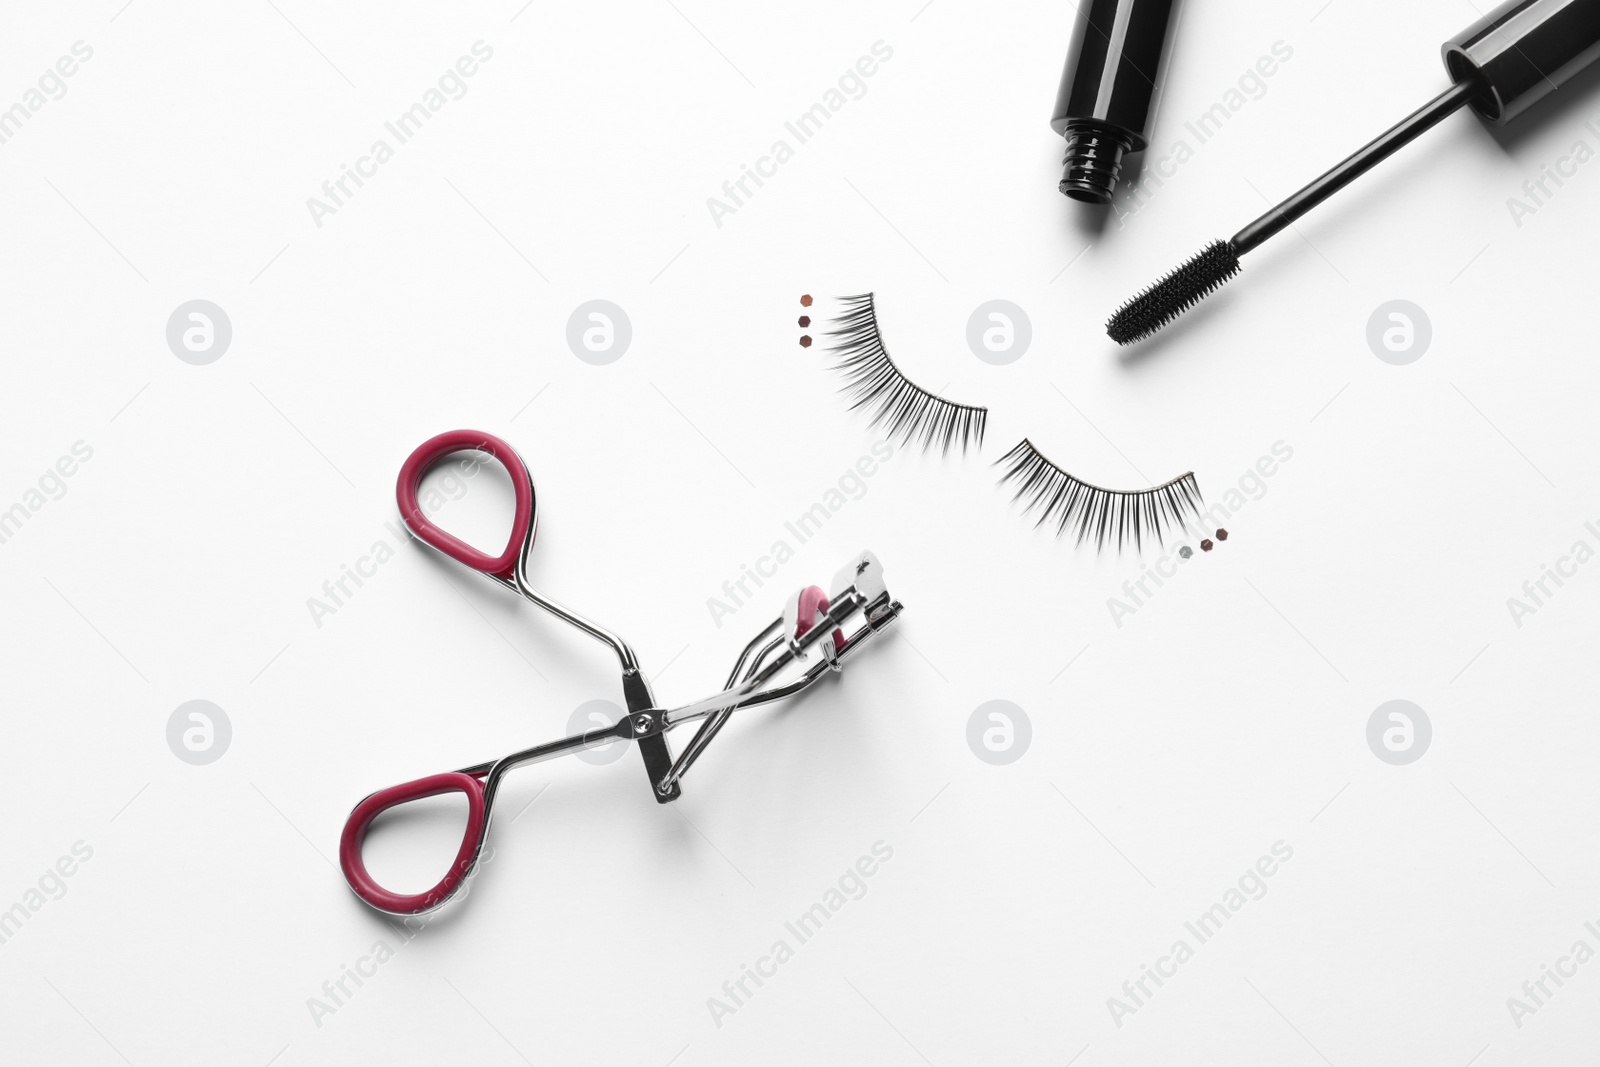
2, 0, 1599, 1063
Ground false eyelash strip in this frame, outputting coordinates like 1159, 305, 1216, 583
995, 439, 1203, 553
826, 293, 987, 454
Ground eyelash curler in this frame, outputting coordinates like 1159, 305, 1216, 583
339, 430, 904, 916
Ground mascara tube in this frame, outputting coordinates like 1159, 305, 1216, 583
1051, 0, 1181, 203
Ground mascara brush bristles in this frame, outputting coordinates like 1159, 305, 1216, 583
826, 293, 988, 454
995, 439, 1203, 554
1106, 239, 1242, 346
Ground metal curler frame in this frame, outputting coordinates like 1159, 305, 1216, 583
339, 426, 905, 917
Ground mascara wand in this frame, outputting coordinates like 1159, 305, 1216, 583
1107, 0, 1600, 345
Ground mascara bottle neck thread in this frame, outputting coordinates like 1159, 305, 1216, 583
1059, 121, 1130, 204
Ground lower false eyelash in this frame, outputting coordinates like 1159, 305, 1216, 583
826, 293, 987, 454
995, 439, 1203, 553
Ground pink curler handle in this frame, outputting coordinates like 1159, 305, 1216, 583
339, 772, 488, 915
794, 586, 846, 650
396, 430, 536, 583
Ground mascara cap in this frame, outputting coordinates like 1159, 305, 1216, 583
1443, 0, 1600, 124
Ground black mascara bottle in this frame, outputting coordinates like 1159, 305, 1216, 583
1051, 0, 1181, 203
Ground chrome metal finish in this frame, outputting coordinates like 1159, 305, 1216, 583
452, 550, 903, 803
508, 571, 642, 676
658, 592, 868, 729
456, 455, 670, 797
374, 549, 905, 913
455, 446, 642, 677
656, 632, 785, 795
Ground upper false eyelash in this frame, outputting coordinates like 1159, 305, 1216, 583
826, 293, 987, 454
995, 439, 1203, 553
